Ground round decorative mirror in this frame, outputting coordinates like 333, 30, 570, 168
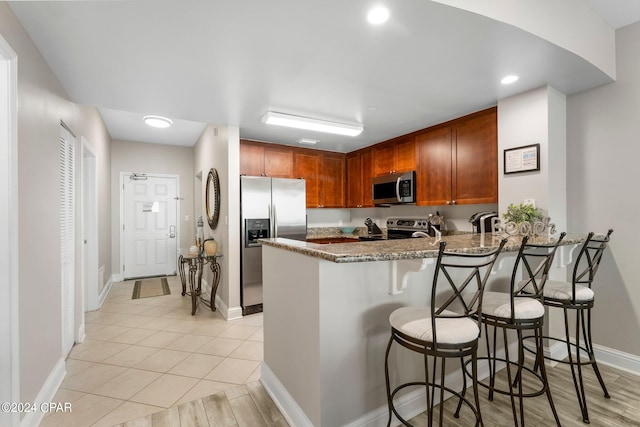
205, 168, 220, 229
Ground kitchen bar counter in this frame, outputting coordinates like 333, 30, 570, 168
260, 232, 586, 263
260, 231, 590, 426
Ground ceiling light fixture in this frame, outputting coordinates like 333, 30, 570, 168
143, 115, 173, 128
501, 75, 519, 85
262, 111, 363, 136
368, 7, 389, 24
297, 138, 319, 145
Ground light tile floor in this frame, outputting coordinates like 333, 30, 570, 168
42, 276, 264, 427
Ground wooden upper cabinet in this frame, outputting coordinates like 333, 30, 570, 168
294, 152, 320, 208
239, 140, 294, 178
319, 154, 346, 208
394, 137, 417, 173
240, 141, 265, 176
416, 107, 497, 206
373, 137, 416, 176
263, 146, 294, 178
294, 150, 345, 208
347, 149, 373, 208
416, 127, 453, 206
453, 109, 497, 205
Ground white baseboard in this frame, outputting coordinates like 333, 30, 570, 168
261, 363, 314, 427
541, 338, 640, 376
594, 344, 640, 375
20, 358, 66, 427
111, 273, 123, 283
214, 294, 243, 320
264, 337, 640, 427
261, 344, 515, 427
76, 323, 86, 344
97, 276, 113, 309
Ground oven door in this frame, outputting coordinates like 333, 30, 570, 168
386, 229, 416, 239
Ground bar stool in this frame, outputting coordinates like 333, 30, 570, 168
478, 233, 566, 427
523, 230, 613, 424
384, 239, 507, 427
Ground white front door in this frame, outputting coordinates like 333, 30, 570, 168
123, 174, 178, 279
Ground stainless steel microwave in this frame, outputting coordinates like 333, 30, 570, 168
372, 171, 416, 205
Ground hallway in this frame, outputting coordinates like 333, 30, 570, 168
41, 275, 284, 426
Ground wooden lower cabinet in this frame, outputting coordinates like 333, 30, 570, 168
416, 108, 497, 206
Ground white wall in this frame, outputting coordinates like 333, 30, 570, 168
498, 86, 567, 233
0, 2, 112, 415
432, 0, 615, 78
567, 21, 640, 356
193, 125, 242, 319
307, 204, 498, 233
110, 139, 194, 279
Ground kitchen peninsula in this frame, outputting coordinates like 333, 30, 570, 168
259, 232, 586, 427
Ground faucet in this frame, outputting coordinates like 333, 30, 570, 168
364, 218, 383, 235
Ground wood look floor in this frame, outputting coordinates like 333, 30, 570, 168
116, 380, 288, 427
120, 360, 640, 426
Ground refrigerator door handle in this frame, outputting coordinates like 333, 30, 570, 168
268, 203, 273, 237
273, 204, 278, 238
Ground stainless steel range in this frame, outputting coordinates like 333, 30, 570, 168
386, 215, 444, 239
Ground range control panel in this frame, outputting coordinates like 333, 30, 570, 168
386, 217, 432, 231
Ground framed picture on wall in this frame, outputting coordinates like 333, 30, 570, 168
504, 143, 540, 174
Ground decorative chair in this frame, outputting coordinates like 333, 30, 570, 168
384, 239, 507, 426
478, 233, 566, 426
524, 230, 613, 423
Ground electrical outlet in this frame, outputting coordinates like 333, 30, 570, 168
523, 199, 536, 207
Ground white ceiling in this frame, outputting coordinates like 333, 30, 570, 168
8, 0, 640, 152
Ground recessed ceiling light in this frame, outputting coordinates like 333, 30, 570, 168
367, 7, 389, 25
297, 138, 319, 145
262, 111, 363, 136
501, 75, 519, 85
143, 115, 173, 128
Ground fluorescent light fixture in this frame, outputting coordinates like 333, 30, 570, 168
262, 111, 363, 136
297, 138, 319, 145
368, 7, 389, 24
501, 75, 519, 85
143, 115, 173, 128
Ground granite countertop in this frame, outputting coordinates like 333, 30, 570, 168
259, 232, 589, 263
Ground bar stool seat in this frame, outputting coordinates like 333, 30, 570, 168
523, 280, 594, 301
384, 239, 507, 427
390, 307, 479, 345
470, 233, 566, 427
522, 230, 614, 424
481, 292, 544, 320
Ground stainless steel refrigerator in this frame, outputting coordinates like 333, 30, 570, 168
240, 176, 307, 315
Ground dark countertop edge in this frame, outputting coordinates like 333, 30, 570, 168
259, 233, 589, 264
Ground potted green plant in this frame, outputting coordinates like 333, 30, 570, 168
502, 203, 544, 235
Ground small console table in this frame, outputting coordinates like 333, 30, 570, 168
178, 250, 222, 315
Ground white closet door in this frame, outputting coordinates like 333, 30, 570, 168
60, 124, 75, 357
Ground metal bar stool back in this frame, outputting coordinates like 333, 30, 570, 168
528, 229, 613, 423
384, 239, 507, 427
478, 232, 566, 427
